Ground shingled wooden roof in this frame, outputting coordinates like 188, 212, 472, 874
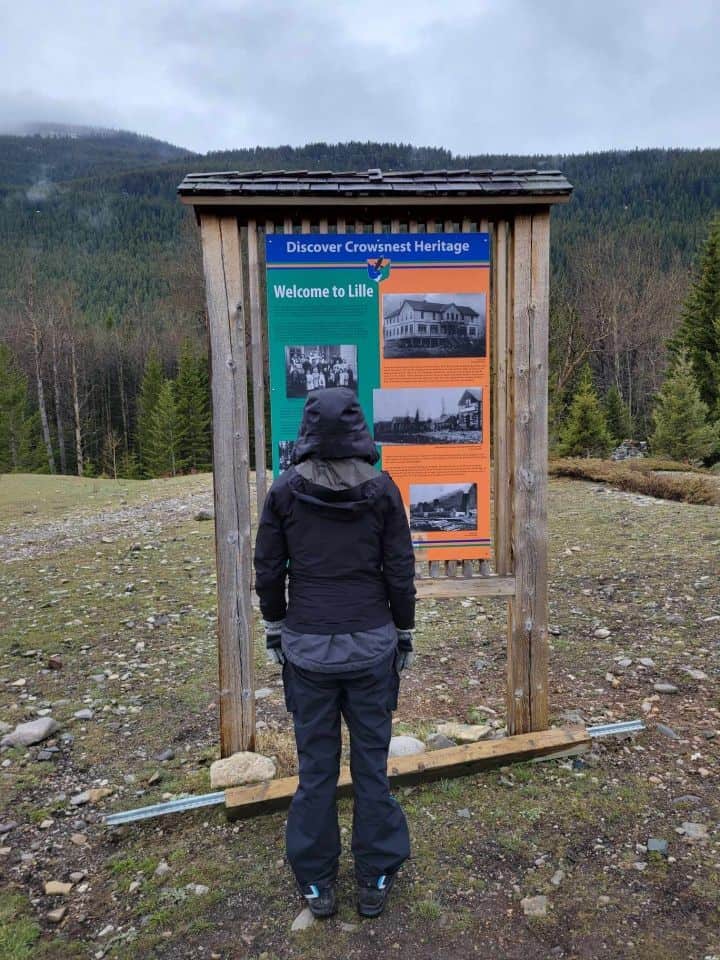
178, 168, 572, 208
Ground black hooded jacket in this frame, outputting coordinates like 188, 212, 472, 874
253, 388, 416, 634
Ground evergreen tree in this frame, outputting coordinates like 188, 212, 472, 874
136, 350, 164, 477
0, 344, 43, 471
175, 341, 211, 471
604, 384, 633, 445
558, 365, 613, 457
650, 354, 719, 462
117, 450, 141, 479
671, 216, 720, 415
144, 379, 185, 477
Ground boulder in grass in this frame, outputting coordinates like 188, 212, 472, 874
210, 752, 276, 789
521, 895, 548, 917
435, 722, 491, 743
388, 736, 425, 758
425, 732, 456, 751
1, 717, 59, 748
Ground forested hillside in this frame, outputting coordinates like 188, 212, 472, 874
1, 129, 719, 477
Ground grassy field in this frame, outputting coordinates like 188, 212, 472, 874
0, 472, 719, 959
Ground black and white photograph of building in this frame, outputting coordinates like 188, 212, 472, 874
409, 482, 478, 532
373, 386, 483, 444
284, 344, 358, 398
278, 440, 295, 471
383, 293, 486, 359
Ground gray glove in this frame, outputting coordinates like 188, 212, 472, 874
264, 619, 286, 665
396, 629, 415, 671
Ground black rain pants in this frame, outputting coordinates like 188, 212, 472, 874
282, 651, 410, 886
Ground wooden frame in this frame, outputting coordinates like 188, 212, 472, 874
181, 170, 570, 757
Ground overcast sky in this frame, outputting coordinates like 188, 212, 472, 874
1, 0, 718, 155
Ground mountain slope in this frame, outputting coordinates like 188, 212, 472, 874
0, 127, 193, 190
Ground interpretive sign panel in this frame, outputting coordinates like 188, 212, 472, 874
265, 233, 491, 559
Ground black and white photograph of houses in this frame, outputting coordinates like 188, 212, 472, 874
284, 344, 358, 398
409, 483, 478, 532
383, 293, 486, 359
278, 440, 295, 471
373, 386, 483, 444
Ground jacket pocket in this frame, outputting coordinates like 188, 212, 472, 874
282, 660, 296, 713
388, 649, 401, 712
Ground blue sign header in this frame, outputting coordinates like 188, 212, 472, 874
266, 231, 489, 265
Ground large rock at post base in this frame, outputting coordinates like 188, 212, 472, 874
1, 717, 60, 748
388, 736, 426, 758
210, 752, 276, 789
435, 722, 491, 744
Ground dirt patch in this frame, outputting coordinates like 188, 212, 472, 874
1, 473, 719, 959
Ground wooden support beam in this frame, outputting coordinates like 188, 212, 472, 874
528, 211, 550, 731
200, 214, 255, 756
415, 575, 515, 599
225, 726, 590, 819
246, 220, 268, 513
506, 212, 550, 735
493, 220, 511, 575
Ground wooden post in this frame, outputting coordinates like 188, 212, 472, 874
492, 220, 511, 575
246, 220, 268, 513
506, 212, 549, 734
200, 214, 255, 756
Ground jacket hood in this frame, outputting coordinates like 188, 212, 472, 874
292, 387, 380, 465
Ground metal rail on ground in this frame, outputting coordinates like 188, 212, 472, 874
104, 719, 645, 826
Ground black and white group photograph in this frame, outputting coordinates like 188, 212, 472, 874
373, 386, 483, 444
382, 292, 487, 359
278, 440, 295, 471
284, 344, 358, 398
409, 482, 478, 532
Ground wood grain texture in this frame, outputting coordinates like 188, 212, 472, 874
225, 726, 590, 818
246, 220, 268, 514
415, 575, 515, 598
493, 220, 510, 575
507, 213, 547, 736
200, 214, 255, 756
528, 211, 550, 730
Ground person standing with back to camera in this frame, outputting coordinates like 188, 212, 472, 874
253, 386, 416, 919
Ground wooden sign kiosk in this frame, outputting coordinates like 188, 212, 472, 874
178, 169, 581, 812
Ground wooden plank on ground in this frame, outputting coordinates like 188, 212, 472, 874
225, 726, 590, 819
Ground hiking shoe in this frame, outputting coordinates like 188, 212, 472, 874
356, 873, 395, 918
299, 881, 337, 918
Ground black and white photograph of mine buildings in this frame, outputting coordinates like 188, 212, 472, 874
278, 440, 295, 471
373, 386, 483, 444
409, 482, 478, 532
382, 292, 487, 358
